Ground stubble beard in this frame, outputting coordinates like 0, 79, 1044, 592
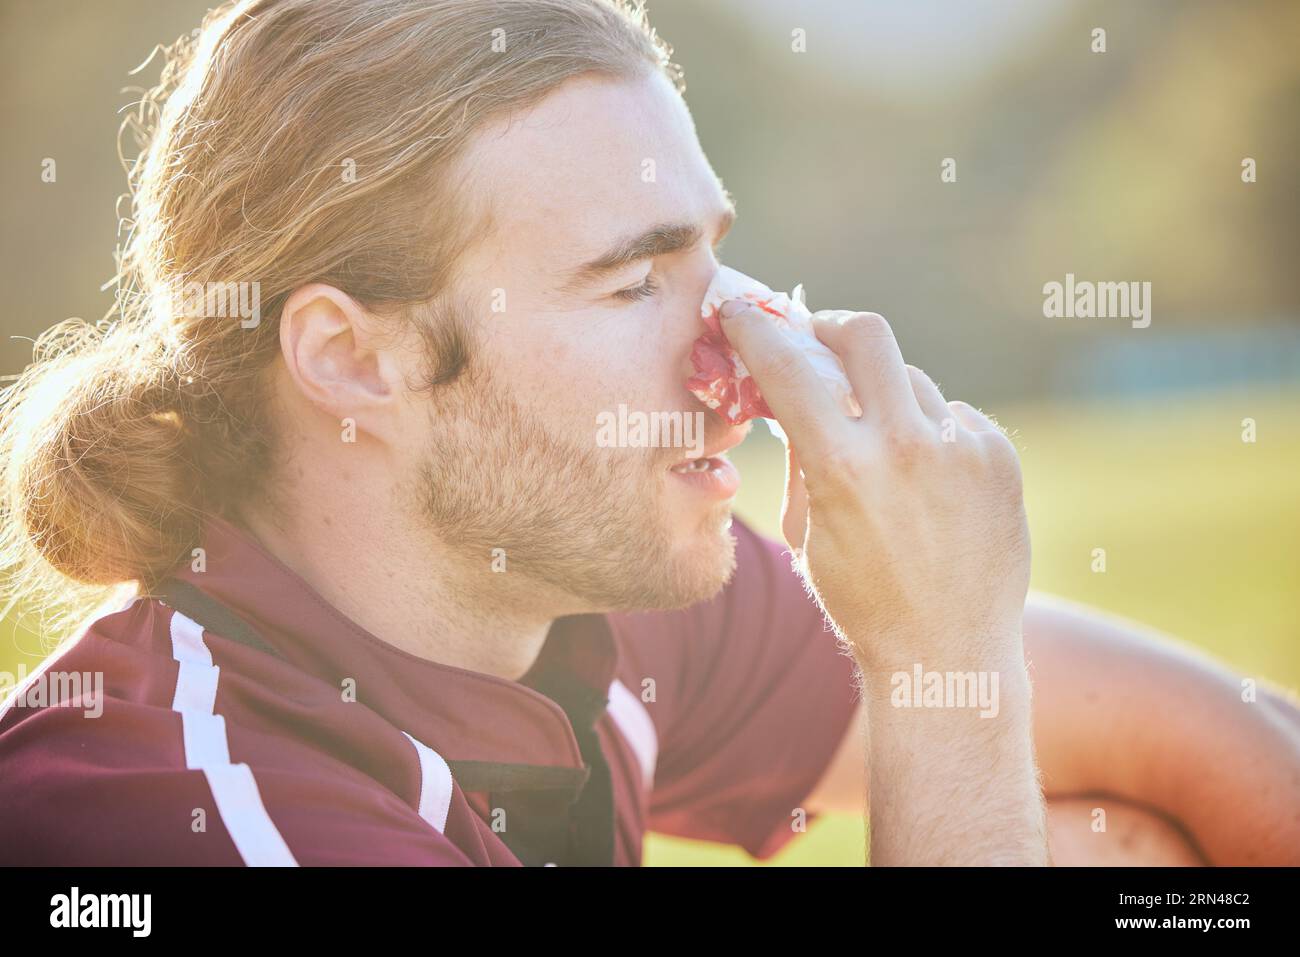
415, 359, 737, 615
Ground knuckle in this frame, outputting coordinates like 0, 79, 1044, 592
980, 425, 1016, 455
947, 399, 983, 428
908, 365, 946, 398
981, 429, 1023, 476
949, 425, 984, 458
841, 311, 893, 341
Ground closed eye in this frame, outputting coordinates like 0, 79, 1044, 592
613, 273, 660, 302
610, 226, 726, 303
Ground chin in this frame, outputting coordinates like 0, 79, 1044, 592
668, 505, 739, 603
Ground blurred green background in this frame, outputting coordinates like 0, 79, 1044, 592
2, 1, 1297, 866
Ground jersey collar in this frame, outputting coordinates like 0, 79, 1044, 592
171, 514, 621, 774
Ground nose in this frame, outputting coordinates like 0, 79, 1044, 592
673, 257, 721, 370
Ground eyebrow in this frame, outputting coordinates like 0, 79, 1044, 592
560, 202, 737, 293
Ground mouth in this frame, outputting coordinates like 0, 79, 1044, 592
665, 424, 749, 498
666, 453, 741, 499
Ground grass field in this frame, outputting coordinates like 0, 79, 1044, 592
645, 386, 1300, 866
3, 387, 1296, 866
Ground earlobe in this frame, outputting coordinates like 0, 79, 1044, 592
278, 283, 400, 440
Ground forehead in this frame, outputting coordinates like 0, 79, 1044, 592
458, 71, 728, 278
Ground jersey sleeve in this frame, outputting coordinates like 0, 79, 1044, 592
613, 519, 861, 859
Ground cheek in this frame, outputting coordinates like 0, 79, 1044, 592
496, 322, 680, 441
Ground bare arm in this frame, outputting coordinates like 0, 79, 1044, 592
807, 590, 1300, 865
1021, 591, 1300, 865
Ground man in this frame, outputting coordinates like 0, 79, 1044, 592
0, 0, 1296, 866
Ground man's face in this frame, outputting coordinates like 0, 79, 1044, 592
410, 69, 749, 614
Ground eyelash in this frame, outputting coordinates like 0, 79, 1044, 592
613, 273, 660, 302
610, 235, 727, 303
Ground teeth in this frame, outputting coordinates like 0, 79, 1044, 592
671, 457, 712, 473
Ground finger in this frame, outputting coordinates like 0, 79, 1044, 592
781, 441, 809, 552
720, 301, 845, 461
948, 399, 1001, 433
906, 365, 950, 423
812, 312, 925, 429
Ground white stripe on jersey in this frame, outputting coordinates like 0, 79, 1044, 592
607, 679, 658, 790
169, 610, 298, 867
402, 730, 454, 833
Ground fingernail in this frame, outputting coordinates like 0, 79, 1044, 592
720, 299, 749, 319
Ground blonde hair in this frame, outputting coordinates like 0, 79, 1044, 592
0, 0, 679, 636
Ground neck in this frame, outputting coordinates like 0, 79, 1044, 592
235, 494, 557, 683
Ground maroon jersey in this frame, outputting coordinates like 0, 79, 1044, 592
0, 515, 859, 865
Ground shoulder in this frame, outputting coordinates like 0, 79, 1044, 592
3, 598, 431, 865
0, 599, 228, 863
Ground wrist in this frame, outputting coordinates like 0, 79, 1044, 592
864, 667, 1047, 865
862, 663, 1033, 731
850, 627, 1030, 692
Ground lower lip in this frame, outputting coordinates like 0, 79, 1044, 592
667, 455, 741, 499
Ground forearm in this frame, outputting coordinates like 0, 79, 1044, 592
1025, 593, 1300, 865
860, 652, 1050, 866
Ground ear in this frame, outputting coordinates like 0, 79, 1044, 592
278, 283, 404, 444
